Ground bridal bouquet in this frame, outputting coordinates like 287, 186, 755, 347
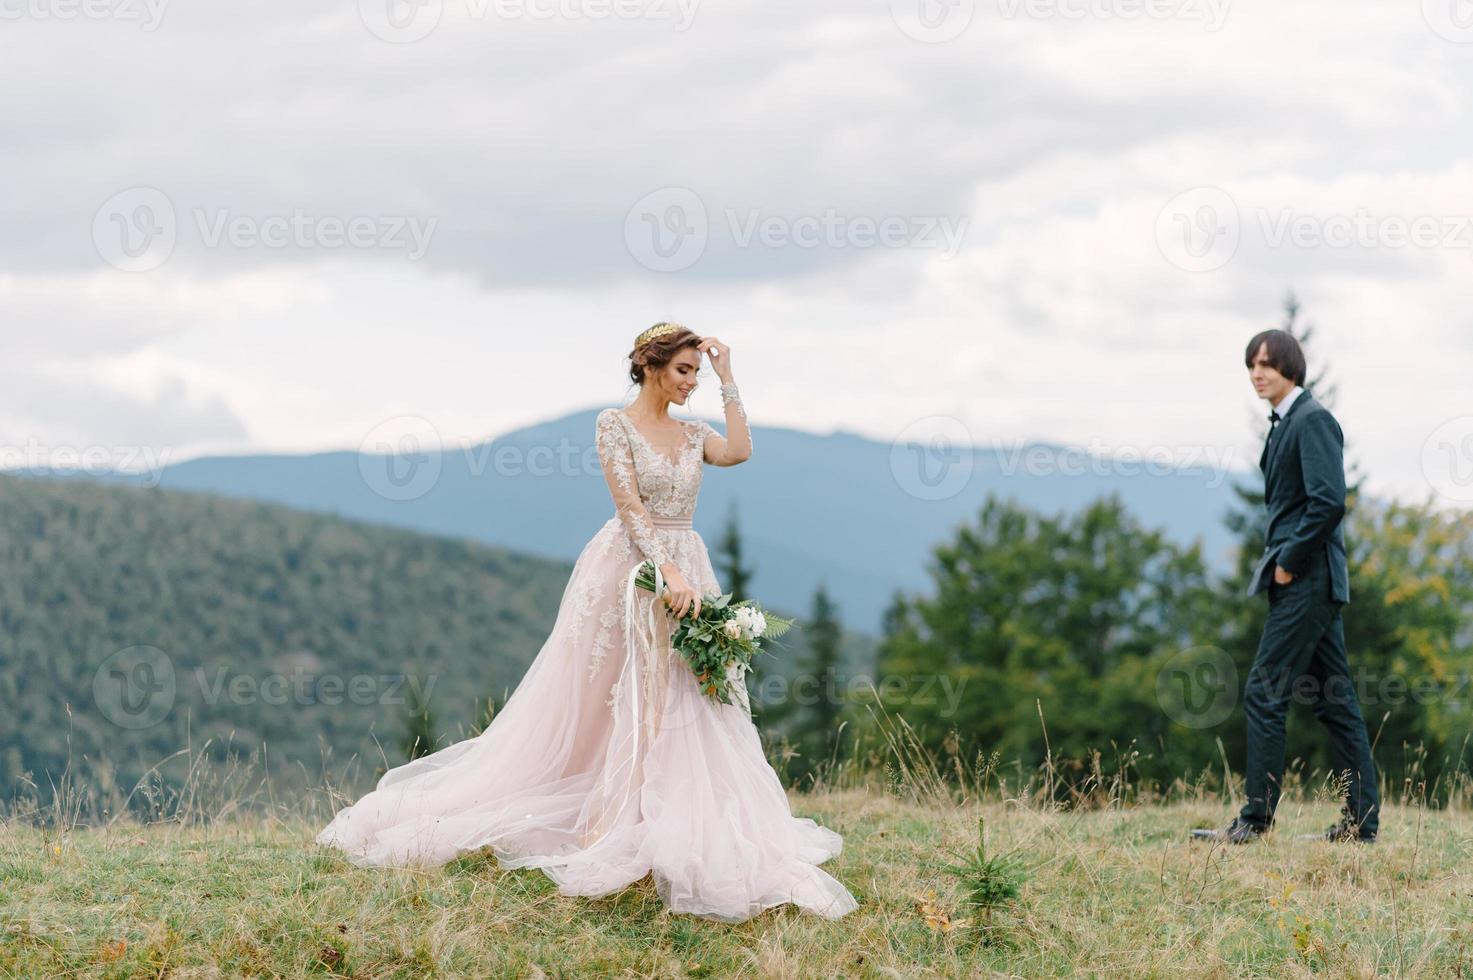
633, 560, 793, 706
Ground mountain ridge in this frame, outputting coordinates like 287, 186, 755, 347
9, 407, 1248, 632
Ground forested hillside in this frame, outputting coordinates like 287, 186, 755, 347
0, 474, 868, 806
0, 474, 577, 802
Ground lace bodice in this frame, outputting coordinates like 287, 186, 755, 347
595, 408, 719, 566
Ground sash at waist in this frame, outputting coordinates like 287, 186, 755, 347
648, 515, 693, 529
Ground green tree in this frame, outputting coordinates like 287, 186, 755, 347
401, 679, 438, 761
787, 583, 845, 781
876, 495, 1219, 784
715, 501, 786, 727
0, 472, 569, 811
714, 501, 754, 603
1323, 498, 1473, 793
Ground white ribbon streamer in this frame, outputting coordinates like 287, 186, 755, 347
601, 561, 755, 838
602, 560, 665, 833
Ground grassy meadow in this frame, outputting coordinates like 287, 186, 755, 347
4, 753, 1473, 978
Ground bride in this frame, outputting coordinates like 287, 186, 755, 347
316, 323, 858, 923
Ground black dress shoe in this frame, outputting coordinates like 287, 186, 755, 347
1190, 818, 1267, 844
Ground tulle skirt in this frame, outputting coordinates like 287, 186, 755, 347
315, 514, 858, 923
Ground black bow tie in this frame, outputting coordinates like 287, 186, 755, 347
1268, 410, 1281, 433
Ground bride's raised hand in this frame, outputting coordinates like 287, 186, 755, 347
696, 336, 732, 381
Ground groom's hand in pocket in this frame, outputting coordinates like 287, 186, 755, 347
1273, 565, 1295, 585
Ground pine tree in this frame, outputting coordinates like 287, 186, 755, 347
714, 501, 753, 602
874, 495, 1215, 777
401, 680, 438, 761
714, 501, 776, 716
793, 582, 845, 781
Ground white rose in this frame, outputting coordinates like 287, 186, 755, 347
723, 619, 743, 639
726, 605, 766, 640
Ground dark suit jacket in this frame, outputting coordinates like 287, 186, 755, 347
1246, 390, 1351, 604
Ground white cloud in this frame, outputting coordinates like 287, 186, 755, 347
2, 0, 1471, 508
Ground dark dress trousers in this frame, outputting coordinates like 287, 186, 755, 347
1238, 390, 1379, 836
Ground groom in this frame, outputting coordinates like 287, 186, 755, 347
1194, 329, 1379, 844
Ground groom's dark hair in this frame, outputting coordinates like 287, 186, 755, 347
1244, 329, 1307, 386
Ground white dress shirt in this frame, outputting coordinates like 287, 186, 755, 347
1272, 385, 1304, 420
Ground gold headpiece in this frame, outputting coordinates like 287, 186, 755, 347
632, 322, 686, 350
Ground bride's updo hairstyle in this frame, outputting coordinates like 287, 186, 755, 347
627, 322, 701, 387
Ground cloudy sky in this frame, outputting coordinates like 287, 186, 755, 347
4, 0, 1472, 508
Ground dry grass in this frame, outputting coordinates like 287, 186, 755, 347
4, 709, 1472, 977
3, 784, 1473, 978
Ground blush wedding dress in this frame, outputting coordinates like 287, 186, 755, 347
316, 391, 858, 922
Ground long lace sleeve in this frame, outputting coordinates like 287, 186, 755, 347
697, 381, 752, 465
595, 409, 672, 568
